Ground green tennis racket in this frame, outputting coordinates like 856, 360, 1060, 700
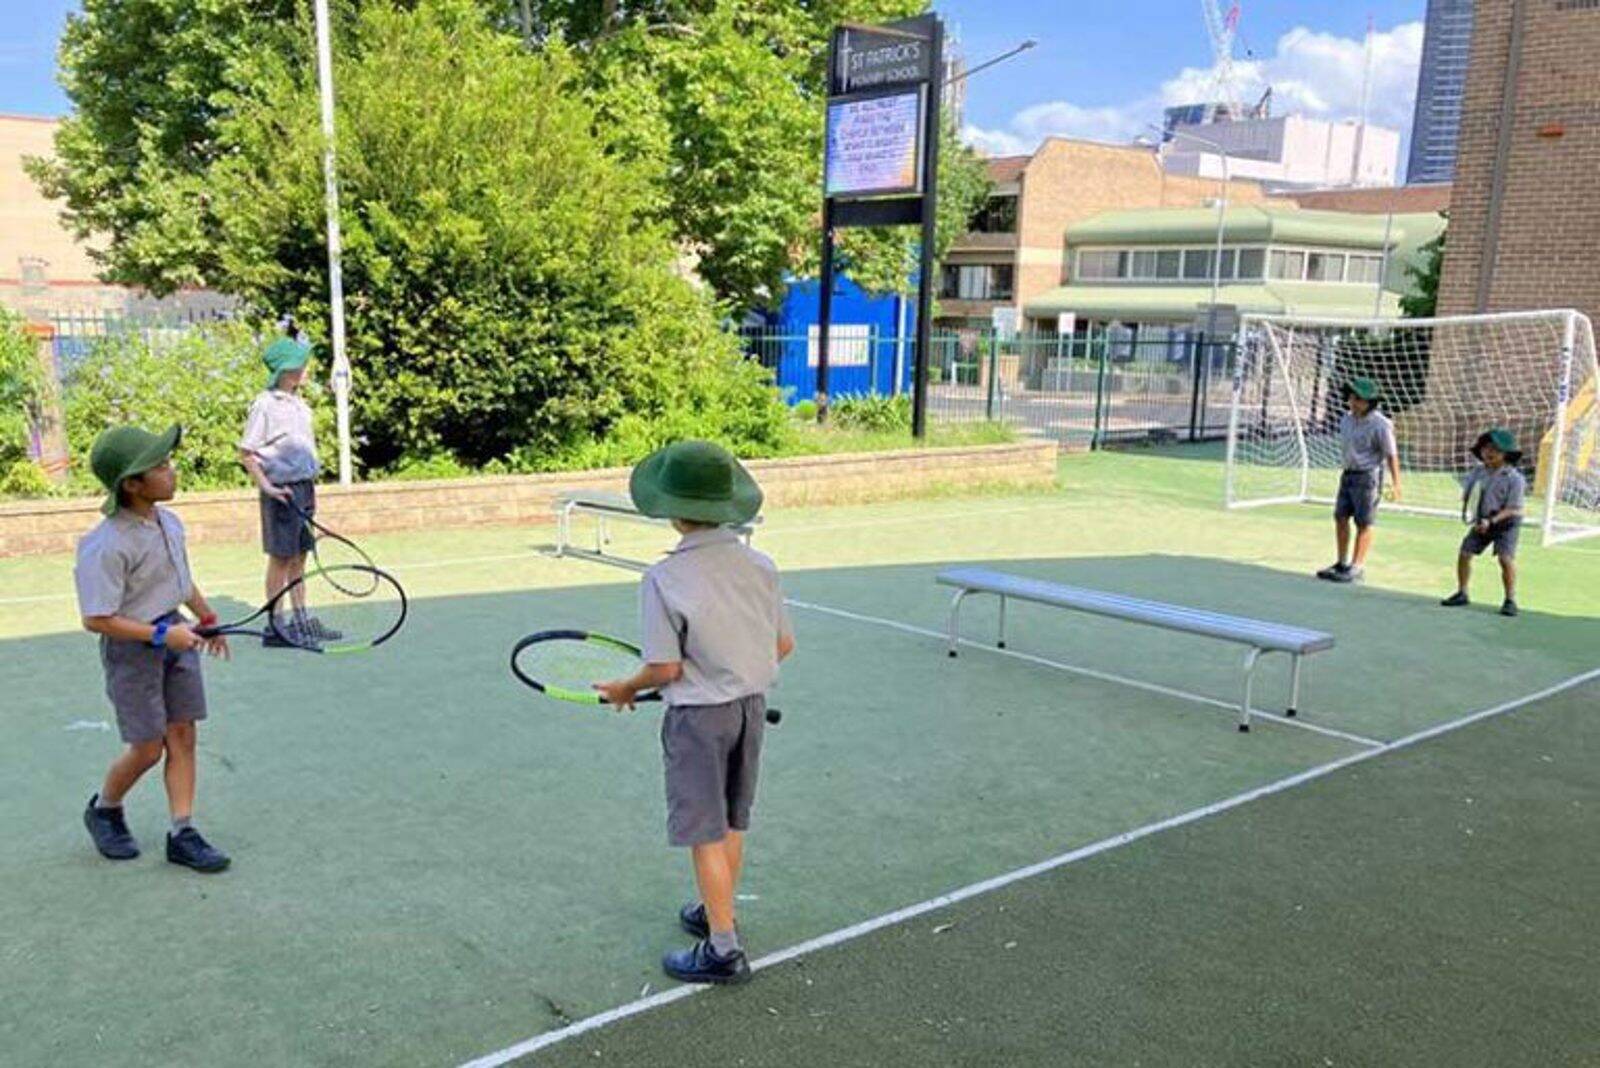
510, 629, 781, 722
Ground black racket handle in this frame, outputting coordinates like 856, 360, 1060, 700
766, 708, 782, 725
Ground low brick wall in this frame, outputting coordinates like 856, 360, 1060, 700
0, 441, 1057, 558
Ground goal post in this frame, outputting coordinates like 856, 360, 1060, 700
1225, 310, 1600, 546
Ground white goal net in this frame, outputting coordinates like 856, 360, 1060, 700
1226, 310, 1600, 546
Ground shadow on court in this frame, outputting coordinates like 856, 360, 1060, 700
1, 554, 1595, 1066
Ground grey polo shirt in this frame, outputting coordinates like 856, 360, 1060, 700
640, 528, 793, 707
1339, 410, 1398, 472
241, 389, 320, 484
74, 507, 194, 623
1466, 464, 1527, 521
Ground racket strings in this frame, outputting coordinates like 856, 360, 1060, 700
514, 637, 643, 696
279, 565, 406, 652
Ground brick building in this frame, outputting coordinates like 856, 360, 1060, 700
1437, 0, 1600, 323
938, 138, 1267, 331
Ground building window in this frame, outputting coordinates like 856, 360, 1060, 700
1077, 250, 1126, 280
1130, 250, 1157, 278
1269, 249, 1307, 280
971, 196, 1018, 234
1182, 250, 1214, 280
940, 263, 1014, 300
1155, 250, 1181, 279
1236, 248, 1265, 279
1306, 251, 1346, 282
1346, 255, 1384, 285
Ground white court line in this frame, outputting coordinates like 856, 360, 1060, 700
784, 597, 1387, 749
457, 662, 1600, 1068
0, 500, 1081, 608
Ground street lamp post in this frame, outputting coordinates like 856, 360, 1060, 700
1153, 125, 1232, 340
313, 0, 352, 486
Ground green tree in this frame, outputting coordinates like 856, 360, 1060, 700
1400, 228, 1445, 319
205, 0, 787, 469
36, 0, 988, 310
27, 0, 308, 294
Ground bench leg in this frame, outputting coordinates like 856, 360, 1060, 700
1286, 655, 1303, 718
1238, 647, 1262, 732
997, 595, 1007, 649
946, 589, 972, 658
555, 502, 573, 557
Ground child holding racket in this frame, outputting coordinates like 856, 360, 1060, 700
76, 424, 232, 873
1441, 428, 1526, 617
1317, 377, 1402, 584
595, 441, 795, 985
239, 322, 322, 647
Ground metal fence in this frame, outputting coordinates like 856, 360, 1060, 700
738, 327, 1237, 449
47, 308, 234, 379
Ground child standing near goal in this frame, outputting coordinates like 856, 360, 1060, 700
1442, 428, 1526, 617
1317, 377, 1403, 584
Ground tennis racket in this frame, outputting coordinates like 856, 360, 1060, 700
197, 564, 408, 655
284, 498, 380, 595
510, 629, 782, 722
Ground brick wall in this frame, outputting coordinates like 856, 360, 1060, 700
0, 442, 1059, 558
1438, 1, 1600, 323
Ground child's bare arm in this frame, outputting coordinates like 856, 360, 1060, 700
82, 614, 210, 654
183, 585, 229, 657
595, 661, 682, 710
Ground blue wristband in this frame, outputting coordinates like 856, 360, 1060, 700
151, 621, 170, 649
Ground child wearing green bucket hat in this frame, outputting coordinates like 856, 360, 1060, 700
1317, 376, 1403, 584
239, 321, 323, 647
1442, 427, 1527, 617
594, 440, 795, 985
75, 424, 233, 873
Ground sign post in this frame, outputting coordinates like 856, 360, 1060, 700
819, 15, 943, 435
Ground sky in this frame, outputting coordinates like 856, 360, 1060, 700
2, 1, 1429, 161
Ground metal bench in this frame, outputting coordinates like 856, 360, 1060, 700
937, 567, 1335, 732
553, 490, 760, 573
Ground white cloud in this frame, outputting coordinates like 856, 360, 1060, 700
962, 21, 1423, 156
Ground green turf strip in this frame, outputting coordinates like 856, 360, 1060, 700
529, 679, 1600, 1068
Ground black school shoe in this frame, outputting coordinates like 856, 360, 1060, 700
1315, 562, 1349, 581
1500, 599, 1520, 617
83, 795, 139, 860
679, 901, 710, 939
166, 827, 231, 873
1328, 566, 1363, 584
662, 939, 751, 985
1441, 591, 1470, 607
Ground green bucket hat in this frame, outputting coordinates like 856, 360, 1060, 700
1343, 377, 1380, 402
263, 335, 312, 388
1471, 427, 1523, 465
629, 440, 763, 526
89, 424, 182, 515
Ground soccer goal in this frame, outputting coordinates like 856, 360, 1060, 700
1225, 310, 1600, 546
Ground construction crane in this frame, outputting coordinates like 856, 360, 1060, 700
1199, 0, 1244, 124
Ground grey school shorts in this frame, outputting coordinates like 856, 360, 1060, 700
1461, 520, 1522, 560
660, 695, 767, 847
260, 480, 315, 558
100, 616, 207, 744
1334, 468, 1381, 527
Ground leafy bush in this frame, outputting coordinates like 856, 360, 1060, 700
791, 399, 818, 422
0, 459, 53, 497
62, 321, 336, 491
204, 0, 789, 474
831, 393, 913, 434
0, 309, 44, 472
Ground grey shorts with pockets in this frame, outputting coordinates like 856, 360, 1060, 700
101, 613, 207, 744
1334, 468, 1381, 527
660, 695, 767, 847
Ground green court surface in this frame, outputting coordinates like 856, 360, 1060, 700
1, 446, 1596, 1066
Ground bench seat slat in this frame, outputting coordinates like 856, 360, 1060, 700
937, 567, 1334, 655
